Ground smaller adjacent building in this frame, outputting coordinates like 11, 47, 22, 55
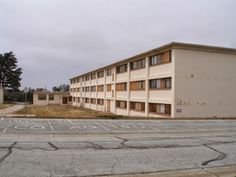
0, 87, 3, 104
33, 91, 72, 105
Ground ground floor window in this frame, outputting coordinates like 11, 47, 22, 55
149, 103, 171, 115
49, 94, 54, 101
130, 102, 145, 112
116, 100, 127, 109
85, 98, 90, 103
38, 94, 46, 100
97, 99, 104, 105
91, 98, 96, 104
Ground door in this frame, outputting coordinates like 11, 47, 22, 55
106, 100, 111, 112
62, 97, 68, 104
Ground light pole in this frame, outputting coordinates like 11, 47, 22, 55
24, 87, 28, 117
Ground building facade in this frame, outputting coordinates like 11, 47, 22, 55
0, 87, 3, 104
33, 91, 72, 105
70, 42, 236, 118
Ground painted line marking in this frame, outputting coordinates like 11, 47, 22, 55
96, 122, 110, 132
48, 120, 55, 131
66, 120, 76, 124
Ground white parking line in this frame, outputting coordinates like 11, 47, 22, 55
66, 119, 76, 124
96, 122, 110, 132
48, 120, 55, 131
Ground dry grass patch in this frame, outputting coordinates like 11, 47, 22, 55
0, 104, 14, 110
14, 105, 113, 118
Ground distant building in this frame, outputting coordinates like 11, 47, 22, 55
0, 87, 3, 104
70, 42, 236, 118
33, 91, 72, 105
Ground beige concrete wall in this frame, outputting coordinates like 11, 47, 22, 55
33, 93, 68, 105
0, 87, 4, 104
174, 49, 236, 118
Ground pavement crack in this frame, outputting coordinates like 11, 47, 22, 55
85, 141, 104, 149
0, 142, 17, 165
201, 144, 227, 166
48, 142, 59, 150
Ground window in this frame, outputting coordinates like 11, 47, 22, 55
97, 99, 104, 105
77, 97, 80, 102
85, 87, 90, 92
91, 73, 96, 80
130, 80, 145, 91
85, 75, 90, 81
91, 98, 96, 104
38, 94, 46, 100
149, 103, 171, 115
149, 51, 171, 66
130, 102, 145, 112
116, 100, 127, 109
76, 88, 80, 92
116, 64, 127, 74
130, 58, 145, 70
91, 86, 96, 92
85, 98, 90, 103
106, 84, 112, 92
69, 96, 72, 101
107, 69, 112, 76
49, 94, 54, 100
149, 77, 171, 89
82, 87, 85, 92
97, 85, 104, 92
98, 71, 104, 78
116, 82, 127, 91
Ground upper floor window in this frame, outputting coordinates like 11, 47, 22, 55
85, 87, 90, 92
85, 75, 90, 81
149, 51, 171, 66
97, 85, 104, 92
107, 69, 112, 76
98, 71, 104, 78
106, 84, 112, 92
91, 73, 96, 80
116, 82, 127, 91
90, 86, 96, 92
149, 77, 171, 89
116, 64, 127, 74
130, 80, 145, 91
130, 58, 145, 70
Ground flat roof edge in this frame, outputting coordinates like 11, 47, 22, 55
70, 42, 236, 80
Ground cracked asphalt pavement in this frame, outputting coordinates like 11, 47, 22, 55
0, 118, 236, 177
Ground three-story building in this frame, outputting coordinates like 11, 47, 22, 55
70, 42, 236, 118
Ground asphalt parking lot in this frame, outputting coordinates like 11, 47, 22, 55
0, 117, 236, 177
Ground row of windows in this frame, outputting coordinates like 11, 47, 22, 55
38, 94, 54, 101
73, 98, 171, 115
70, 78, 171, 93
71, 51, 171, 83
116, 101, 171, 115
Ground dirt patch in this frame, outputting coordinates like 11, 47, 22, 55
13, 105, 113, 119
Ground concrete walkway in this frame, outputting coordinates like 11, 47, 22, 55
0, 104, 24, 116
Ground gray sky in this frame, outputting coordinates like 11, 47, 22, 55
0, 0, 235, 90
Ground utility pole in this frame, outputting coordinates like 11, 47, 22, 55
24, 87, 28, 117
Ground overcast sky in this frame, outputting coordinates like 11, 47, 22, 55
0, 0, 235, 90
